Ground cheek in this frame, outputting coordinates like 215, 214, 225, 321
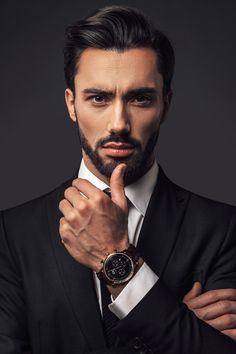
131, 109, 162, 146
75, 105, 106, 146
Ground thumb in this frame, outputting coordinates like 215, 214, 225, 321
110, 163, 127, 212
183, 281, 202, 303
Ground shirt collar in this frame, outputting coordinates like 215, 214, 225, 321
78, 159, 158, 216
78, 159, 109, 191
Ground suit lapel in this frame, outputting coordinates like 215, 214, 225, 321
137, 166, 190, 277
46, 172, 106, 350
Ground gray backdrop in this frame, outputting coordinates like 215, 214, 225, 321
0, 0, 235, 209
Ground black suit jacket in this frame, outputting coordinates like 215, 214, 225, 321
0, 166, 236, 354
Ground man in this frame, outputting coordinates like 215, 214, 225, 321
0, 5, 236, 354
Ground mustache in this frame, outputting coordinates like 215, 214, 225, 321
95, 133, 141, 149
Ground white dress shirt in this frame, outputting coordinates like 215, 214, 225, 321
78, 159, 159, 319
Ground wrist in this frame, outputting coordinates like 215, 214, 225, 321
107, 257, 144, 299
96, 244, 141, 286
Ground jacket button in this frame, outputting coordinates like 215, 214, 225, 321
132, 337, 143, 349
138, 350, 148, 354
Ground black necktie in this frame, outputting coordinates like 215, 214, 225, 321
103, 187, 112, 198
100, 281, 119, 347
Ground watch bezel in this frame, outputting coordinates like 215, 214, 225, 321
103, 252, 135, 284
96, 244, 140, 286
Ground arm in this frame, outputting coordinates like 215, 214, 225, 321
113, 280, 236, 353
183, 282, 236, 341
59, 165, 236, 353
0, 212, 31, 354
113, 212, 236, 353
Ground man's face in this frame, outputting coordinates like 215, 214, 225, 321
65, 47, 170, 184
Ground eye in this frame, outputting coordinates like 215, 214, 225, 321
131, 95, 153, 106
89, 95, 107, 105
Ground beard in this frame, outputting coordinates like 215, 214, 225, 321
78, 128, 159, 185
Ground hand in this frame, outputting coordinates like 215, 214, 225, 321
183, 282, 236, 341
58, 163, 129, 272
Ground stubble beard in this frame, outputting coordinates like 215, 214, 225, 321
77, 128, 159, 185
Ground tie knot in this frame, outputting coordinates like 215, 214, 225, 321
103, 188, 112, 198
103, 188, 131, 210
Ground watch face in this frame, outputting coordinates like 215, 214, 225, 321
104, 253, 134, 283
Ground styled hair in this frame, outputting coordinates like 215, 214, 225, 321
64, 5, 175, 96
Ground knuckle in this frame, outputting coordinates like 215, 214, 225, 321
66, 210, 78, 223
218, 300, 230, 312
207, 291, 217, 302
72, 178, 86, 190
59, 217, 66, 225
93, 192, 104, 204
59, 221, 69, 234
72, 178, 81, 186
59, 199, 66, 210
59, 231, 68, 242
64, 186, 75, 199
77, 201, 88, 213
72, 178, 79, 185
199, 308, 211, 321
224, 314, 234, 327
196, 308, 204, 319
61, 236, 67, 244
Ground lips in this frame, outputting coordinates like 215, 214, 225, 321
102, 142, 135, 158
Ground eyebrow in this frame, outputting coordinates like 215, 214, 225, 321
82, 87, 158, 100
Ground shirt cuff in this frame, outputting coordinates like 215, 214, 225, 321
108, 262, 159, 319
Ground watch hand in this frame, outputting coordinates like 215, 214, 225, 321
111, 265, 126, 271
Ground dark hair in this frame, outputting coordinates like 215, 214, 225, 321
64, 5, 175, 96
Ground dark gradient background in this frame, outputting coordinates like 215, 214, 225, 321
0, 0, 235, 209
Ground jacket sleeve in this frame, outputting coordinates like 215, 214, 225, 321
0, 212, 31, 354
114, 213, 236, 354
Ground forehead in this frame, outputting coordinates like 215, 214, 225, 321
74, 47, 163, 92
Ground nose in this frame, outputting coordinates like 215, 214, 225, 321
107, 100, 131, 134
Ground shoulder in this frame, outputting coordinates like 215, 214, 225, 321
160, 167, 236, 223
0, 174, 74, 225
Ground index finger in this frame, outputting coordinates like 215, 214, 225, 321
187, 288, 236, 309
72, 178, 104, 199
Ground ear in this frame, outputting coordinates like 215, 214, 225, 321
65, 88, 76, 122
161, 90, 173, 124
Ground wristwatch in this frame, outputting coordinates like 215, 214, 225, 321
96, 244, 140, 286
